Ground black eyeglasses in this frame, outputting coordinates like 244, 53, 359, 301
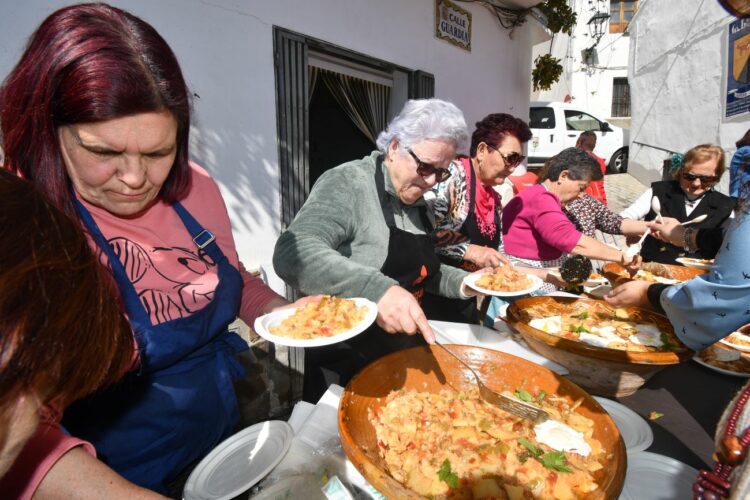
486, 144, 525, 168
406, 148, 452, 182
682, 172, 719, 184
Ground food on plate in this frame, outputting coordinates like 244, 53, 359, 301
588, 272, 604, 281
679, 257, 713, 266
517, 300, 685, 353
269, 296, 366, 339
611, 267, 679, 285
476, 265, 533, 292
371, 388, 605, 499
723, 331, 750, 349
698, 344, 750, 374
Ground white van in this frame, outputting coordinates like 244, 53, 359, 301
528, 101, 629, 173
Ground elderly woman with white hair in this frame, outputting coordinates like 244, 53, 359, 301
274, 98, 472, 401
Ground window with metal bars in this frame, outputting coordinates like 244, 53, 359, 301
611, 77, 631, 117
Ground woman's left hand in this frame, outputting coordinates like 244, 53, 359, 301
604, 280, 652, 308
464, 244, 510, 268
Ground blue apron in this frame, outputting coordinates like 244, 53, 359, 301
63, 200, 247, 493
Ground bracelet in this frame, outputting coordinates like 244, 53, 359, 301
683, 227, 697, 253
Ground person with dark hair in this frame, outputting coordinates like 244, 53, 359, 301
0, 171, 156, 497
0, 3, 308, 494
501, 148, 637, 288
575, 131, 608, 204
431, 112, 531, 271
620, 144, 734, 264
426, 112, 530, 321
730, 129, 750, 200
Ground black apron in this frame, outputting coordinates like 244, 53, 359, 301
423, 160, 501, 322
302, 157, 441, 402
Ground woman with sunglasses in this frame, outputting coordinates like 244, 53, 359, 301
274, 98, 474, 402
620, 144, 734, 264
425, 113, 530, 321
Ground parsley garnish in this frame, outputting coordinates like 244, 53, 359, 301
569, 323, 590, 334
541, 451, 573, 473
660, 333, 675, 351
515, 388, 533, 402
537, 390, 546, 402
516, 438, 572, 473
575, 311, 589, 319
438, 459, 459, 488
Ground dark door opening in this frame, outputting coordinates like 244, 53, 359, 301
309, 79, 375, 187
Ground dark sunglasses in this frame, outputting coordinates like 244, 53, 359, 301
682, 172, 718, 184
486, 144, 525, 168
406, 148, 452, 182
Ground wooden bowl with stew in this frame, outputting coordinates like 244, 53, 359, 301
601, 262, 705, 288
338, 345, 626, 499
506, 296, 693, 398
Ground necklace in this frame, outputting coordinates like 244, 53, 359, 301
694, 383, 750, 499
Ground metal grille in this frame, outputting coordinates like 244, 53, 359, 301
611, 77, 631, 117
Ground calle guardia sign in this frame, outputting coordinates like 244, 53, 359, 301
435, 0, 472, 52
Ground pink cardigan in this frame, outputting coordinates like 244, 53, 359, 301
501, 183, 582, 260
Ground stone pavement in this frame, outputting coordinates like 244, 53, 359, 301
604, 173, 648, 214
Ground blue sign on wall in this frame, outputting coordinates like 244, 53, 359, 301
727, 18, 750, 117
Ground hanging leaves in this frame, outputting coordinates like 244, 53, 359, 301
532, 54, 563, 91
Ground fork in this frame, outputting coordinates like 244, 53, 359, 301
433, 341, 549, 422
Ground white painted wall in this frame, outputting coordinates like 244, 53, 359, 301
0, 0, 542, 292
532, 0, 631, 125
627, 0, 750, 191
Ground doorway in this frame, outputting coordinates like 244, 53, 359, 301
308, 68, 385, 187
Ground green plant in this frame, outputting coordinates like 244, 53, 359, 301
537, 0, 577, 36
532, 53, 563, 91
531, 0, 576, 91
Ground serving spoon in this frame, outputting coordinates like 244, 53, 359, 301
651, 196, 664, 223
433, 341, 548, 422
681, 214, 708, 226
625, 229, 650, 259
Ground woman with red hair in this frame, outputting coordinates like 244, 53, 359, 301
0, 3, 304, 495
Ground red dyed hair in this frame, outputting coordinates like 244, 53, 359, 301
469, 113, 532, 157
0, 3, 192, 217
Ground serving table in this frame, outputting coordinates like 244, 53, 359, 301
236, 318, 744, 499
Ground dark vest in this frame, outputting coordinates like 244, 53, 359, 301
641, 180, 734, 264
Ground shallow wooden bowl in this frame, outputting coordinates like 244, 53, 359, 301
507, 297, 693, 398
601, 262, 705, 287
338, 345, 626, 499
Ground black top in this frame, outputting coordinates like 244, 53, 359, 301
641, 180, 734, 264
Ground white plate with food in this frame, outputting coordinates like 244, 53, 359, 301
183, 420, 293, 500
693, 344, 750, 378
719, 331, 750, 352
675, 257, 713, 270
253, 296, 378, 347
594, 396, 653, 453
619, 451, 697, 500
463, 267, 544, 297
548, 268, 607, 287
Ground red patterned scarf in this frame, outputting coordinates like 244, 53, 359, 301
461, 157, 499, 239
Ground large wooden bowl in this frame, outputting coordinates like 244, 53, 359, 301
602, 262, 705, 287
338, 345, 626, 499
507, 297, 693, 397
